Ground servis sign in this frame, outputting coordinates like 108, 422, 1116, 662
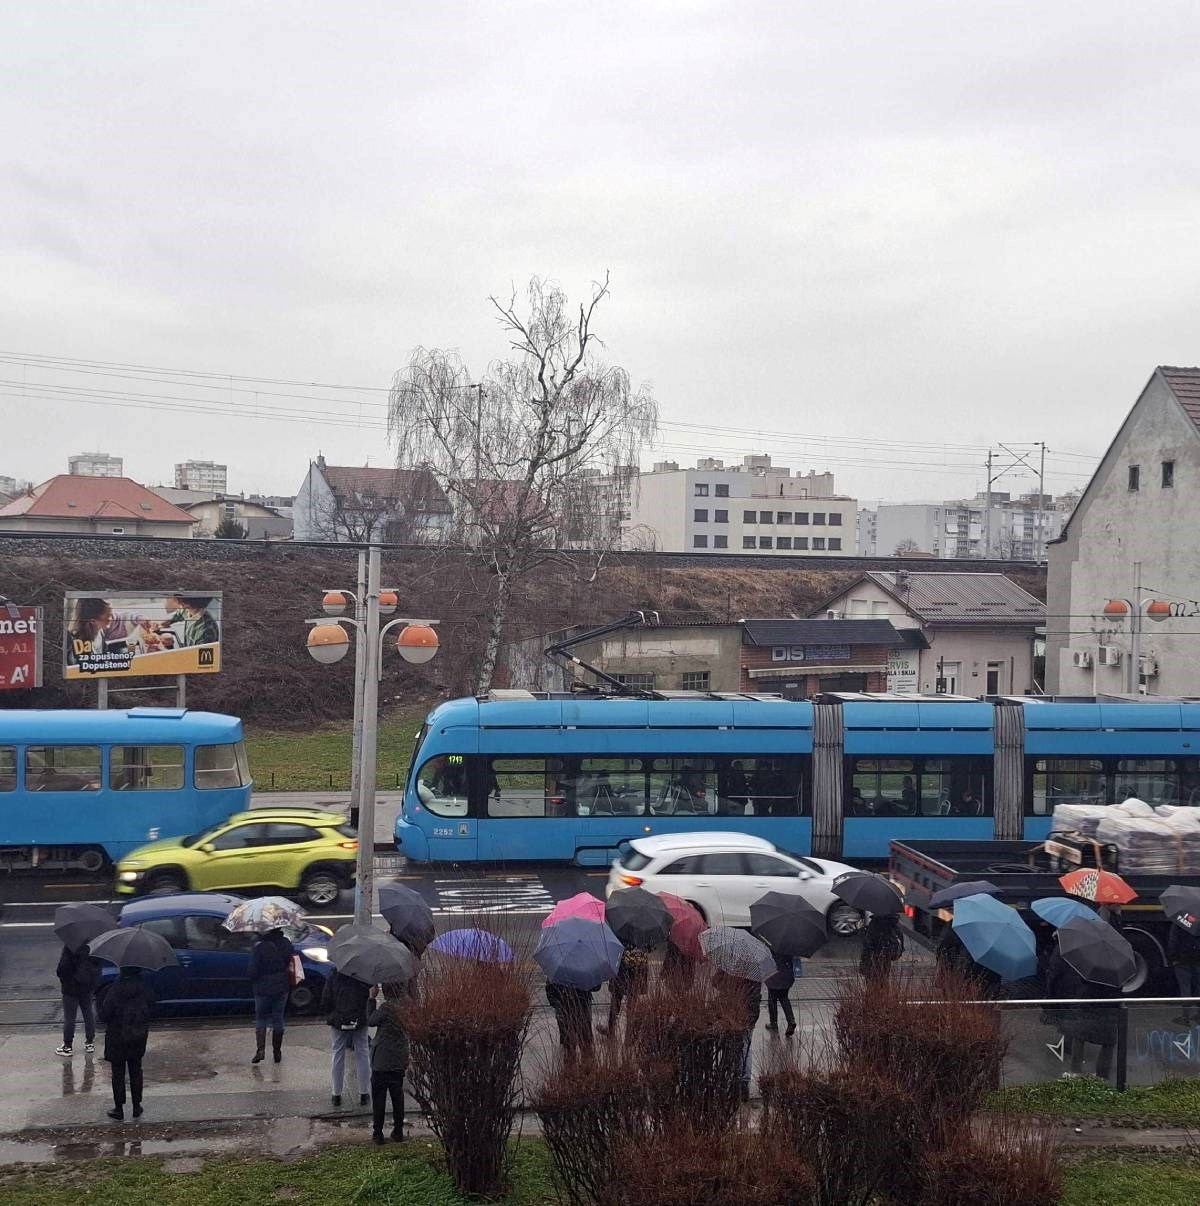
0, 603, 44, 690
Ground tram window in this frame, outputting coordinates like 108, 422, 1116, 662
921, 759, 989, 817
1115, 759, 1179, 807
568, 757, 646, 817
850, 758, 988, 817
110, 745, 184, 791
1030, 759, 1106, 816
195, 743, 251, 789
1177, 759, 1200, 808
718, 757, 804, 816
415, 755, 470, 817
489, 758, 552, 818
849, 759, 915, 817
648, 758, 717, 817
0, 747, 14, 792
25, 746, 102, 792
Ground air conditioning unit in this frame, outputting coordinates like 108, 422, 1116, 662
1098, 645, 1123, 667
1140, 656, 1159, 678
1072, 649, 1093, 669
826, 610, 844, 620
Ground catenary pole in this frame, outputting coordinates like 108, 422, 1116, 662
353, 545, 382, 924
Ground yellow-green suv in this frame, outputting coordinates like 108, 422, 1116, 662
115, 808, 358, 908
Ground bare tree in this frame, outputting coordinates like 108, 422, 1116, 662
309, 486, 396, 543
893, 538, 921, 556
389, 274, 657, 692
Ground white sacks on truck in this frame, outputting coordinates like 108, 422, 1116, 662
1050, 803, 1110, 839
1093, 798, 1200, 876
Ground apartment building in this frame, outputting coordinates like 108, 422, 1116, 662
625, 455, 857, 556
175, 460, 229, 492
67, 452, 123, 478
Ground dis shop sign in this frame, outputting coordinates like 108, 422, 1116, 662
0, 604, 44, 690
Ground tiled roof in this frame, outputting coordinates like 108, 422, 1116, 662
0, 476, 195, 523
318, 465, 452, 514
741, 618, 908, 647
1160, 367, 1200, 433
868, 571, 1044, 625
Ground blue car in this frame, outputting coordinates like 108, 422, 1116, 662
97, 893, 334, 1013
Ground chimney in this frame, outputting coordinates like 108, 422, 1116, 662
315, 454, 327, 470
895, 569, 910, 597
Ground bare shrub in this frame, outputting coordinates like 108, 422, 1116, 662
605, 1121, 815, 1206
532, 1042, 659, 1206
625, 970, 750, 1132
914, 1116, 1061, 1206
401, 955, 532, 1199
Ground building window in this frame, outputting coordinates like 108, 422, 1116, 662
713, 535, 728, 548
714, 509, 728, 523
715, 483, 729, 498
1128, 465, 1140, 492
759, 511, 774, 524
812, 512, 826, 525
812, 537, 826, 550
796, 537, 809, 550
694, 483, 709, 496
681, 671, 710, 691
829, 512, 843, 526
743, 536, 756, 549
759, 536, 773, 549
829, 537, 842, 551
693, 534, 708, 548
777, 536, 792, 549
694, 508, 708, 522
111, 527, 125, 534
743, 510, 757, 524
795, 512, 809, 525
615, 673, 656, 690
777, 511, 793, 524
1163, 460, 1175, 488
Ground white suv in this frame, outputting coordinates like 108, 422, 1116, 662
605, 832, 864, 935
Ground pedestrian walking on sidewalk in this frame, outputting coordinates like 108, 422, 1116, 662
368, 981, 410, 1144
600, 946, 650, 1034
545, 982, 597, 1061
248, 927, 292, 1064
764, 951, 797, 1035
55, 941, 102, 1057
322, 970, 372, 1108
858, 914, 905, 980
99, 967, 154, 1120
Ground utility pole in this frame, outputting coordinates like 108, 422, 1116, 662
1036, 442, 1046, 563
984, 450, 993, 560
355, 544, 382, 924
1129, 561, 1143, 695
348, 549, 367, 829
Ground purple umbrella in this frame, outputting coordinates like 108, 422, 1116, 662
429, 928, 514, 963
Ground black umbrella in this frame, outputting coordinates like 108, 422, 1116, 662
378, 882, 436, 952
54, 904, 116, 953
328, 923, 382, 953
331, 931, 418, 985
928, 880, 1001, 910
831, 872, 902, 916
88, 927, 179, 971
1056, 915, 1138, 989
605, 887, 672, 948
750, 890, 828, 958
1161, 885, 1200, 933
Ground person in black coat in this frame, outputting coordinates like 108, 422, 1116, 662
1167, 924, 1200, 1024
368, 980, 412, 1143
321, 970, 372, 1107
99, 967, 155, 1120
545, 981, 597, 1061
1045, 950, 1117, 1080
56, 943, 102, 1057
764, 951, 797, 1035
934, 924, 1001, 995
248, 928, 293, 1064
859, 915, 905, 979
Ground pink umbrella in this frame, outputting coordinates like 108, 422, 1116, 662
542, 892, 607, 928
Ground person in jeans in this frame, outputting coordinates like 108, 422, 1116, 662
321, 970, 371, 1107
99, 967, 154, 1120
367, 981, 410, 1143
248, 927, 292, 1064
764, 951, 797, 1036
56, 941, 102, 1057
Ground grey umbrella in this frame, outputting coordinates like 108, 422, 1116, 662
1057, 915, 1138, 989
54, 904, 117, 953
331, 931, 418, 985
328, 922, 383, 953
378, 882, 436, 952
699, 926, 777, 982
929, 881, 1001, 910
534, 917, 624, 989
88, 927, 179, 971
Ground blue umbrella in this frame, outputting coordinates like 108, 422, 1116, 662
928, 881, 1001, 910
1031, 897, 1097, 928
951, 893, 1037, 982
534, 917, 624, 989
429, 928, 514, 963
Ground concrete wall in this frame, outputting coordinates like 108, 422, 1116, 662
0, 516, 192, 537
918, 628, 1035, 696
1048, 371, 1200, 696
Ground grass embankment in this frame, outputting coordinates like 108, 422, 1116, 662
0, 1141, 1195, 1205
244, 704, 432, 792
990, 1076, 1200, 1125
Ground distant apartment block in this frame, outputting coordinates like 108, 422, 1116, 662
175, 460, 228, 493
875, 491, 1071, 561
624, 455, 857, 556
68, 451, 123, 478
856, 508, 878, 556
0, 475, 30, 497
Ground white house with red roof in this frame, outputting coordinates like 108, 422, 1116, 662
0, 476, 196, 537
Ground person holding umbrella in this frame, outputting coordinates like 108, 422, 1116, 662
1161, 887, 1200, 1025
700, 927, 775, 1099
52, 904, 111, 1058
602, 888, 670, 1034
367, 980, 411, 1144
763, 951, 796, 1035
535, 917, 624, 1060
749, 891, 825, 1035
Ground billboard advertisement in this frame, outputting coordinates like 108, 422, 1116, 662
63, 592, 222, 679
0, 604, 44, 690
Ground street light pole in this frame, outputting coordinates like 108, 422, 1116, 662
348, 549, 367, 829
1129, 561, 1143, 696
354, 544, 383, 925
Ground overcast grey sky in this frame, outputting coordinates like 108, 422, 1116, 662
2, 0, 1198, 502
